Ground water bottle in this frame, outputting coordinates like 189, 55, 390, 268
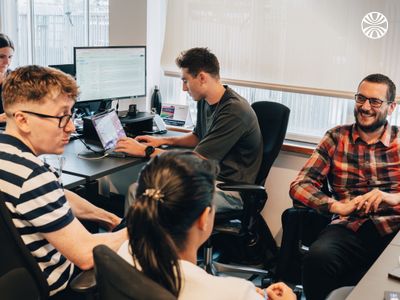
151, 85, 162, 114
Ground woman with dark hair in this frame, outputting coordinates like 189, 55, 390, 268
0, 33, 14, 123
118, 151, 295, 300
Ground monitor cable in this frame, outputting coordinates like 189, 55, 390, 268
116, 99, 120, 115
76, 137, 108, 160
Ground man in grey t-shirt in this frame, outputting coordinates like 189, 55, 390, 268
116, 47, 262, 212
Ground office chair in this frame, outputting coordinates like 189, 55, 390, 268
0, 190, 50, 299
276, 182, 332, 284
93, 244, 177, 300
204, 101, 290, 278
0, 189, 96, 300
0, 268, 40, 300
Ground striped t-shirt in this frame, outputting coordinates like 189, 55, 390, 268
0, 133, 75, 295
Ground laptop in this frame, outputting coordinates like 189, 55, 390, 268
160, 104, 190, 127
91, 109, 127, 156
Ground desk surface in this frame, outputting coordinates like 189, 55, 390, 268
347, 233, 400, 299
62, 173, 86, 189
62, 139, 145, 181
391, 232, 400, 247
62, 131, 187, 182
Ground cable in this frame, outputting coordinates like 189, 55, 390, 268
116, 99, 120, 114
77, 137, 104, 155
77, 152, 108, 160
76, 137, 109, 159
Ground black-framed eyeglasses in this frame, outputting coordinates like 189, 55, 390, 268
17, 111, 74, 128
354, 93, 391, 108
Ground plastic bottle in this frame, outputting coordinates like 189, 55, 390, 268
151, 85, 162, 114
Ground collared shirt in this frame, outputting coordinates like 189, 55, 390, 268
290, 123, 400, 236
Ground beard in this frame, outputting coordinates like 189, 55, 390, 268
354, 107, 387, 133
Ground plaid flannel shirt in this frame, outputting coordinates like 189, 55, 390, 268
290, 123, 400, 236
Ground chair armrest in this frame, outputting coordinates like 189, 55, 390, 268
217, 183, 265, 193
69, 269, 96, 292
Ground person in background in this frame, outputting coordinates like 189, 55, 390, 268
118, 151, 295, 300
290, 73, 400, 300
0, 33, 14, 123
0, 65, 127, 298
116, 47, 262, 214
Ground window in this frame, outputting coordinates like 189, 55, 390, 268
160, 0, 399, 143
160, 75, 400, 144
13, 0, 108, 67
159, 75, 355, 143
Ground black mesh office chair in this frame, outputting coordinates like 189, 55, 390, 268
0, 268, 40, 300
0, 189, 96, 300
0, 190, 50, 300
93, 244, 177, 300
204, 101, 290, 278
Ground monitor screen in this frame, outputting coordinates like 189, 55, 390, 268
91, 109, 126, 152
74, 46, 146, 102
49, 64, 75, 77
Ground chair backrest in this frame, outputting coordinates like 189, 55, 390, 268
93, 245, 177, 300
251, 101, 290, 185
0, 190, 49, 299
0, 268, 40, 300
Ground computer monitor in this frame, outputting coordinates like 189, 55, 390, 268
48, 64, 75, 77
74, 46, 146, 104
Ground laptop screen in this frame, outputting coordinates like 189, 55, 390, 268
91, 110, 126, 152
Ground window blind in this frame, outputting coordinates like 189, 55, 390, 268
161, 0, 400, 99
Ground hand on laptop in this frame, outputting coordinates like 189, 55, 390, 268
115, 137, 147, 157
135, 135, 165, 147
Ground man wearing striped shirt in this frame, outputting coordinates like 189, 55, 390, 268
290, 73, 400, 300
0, 65, 127, 297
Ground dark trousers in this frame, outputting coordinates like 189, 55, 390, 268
302, 221, 396, 300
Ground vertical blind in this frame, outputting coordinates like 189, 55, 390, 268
161, 0, 400, 99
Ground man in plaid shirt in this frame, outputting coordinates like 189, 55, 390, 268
290, 73, 400, 300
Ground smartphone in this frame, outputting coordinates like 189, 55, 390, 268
388, 267, 400, 281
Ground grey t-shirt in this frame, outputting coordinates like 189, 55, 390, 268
193, 86, 262, 184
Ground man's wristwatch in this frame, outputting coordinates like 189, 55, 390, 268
144, 146, 155, 158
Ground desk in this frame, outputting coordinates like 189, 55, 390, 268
391, 232, 400, 247
62, 173, 86, 189
62, 139, 146, 181
62, 131, 187, 182
347, 233, 400, 299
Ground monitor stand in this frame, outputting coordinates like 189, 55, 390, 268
97, 99, 112, 113
74, 99, 112, 117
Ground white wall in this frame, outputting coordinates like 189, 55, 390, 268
146, 0, 167, 110
262, 151, 309, 245
108, 0, 166, 113
109, 0, 147, 46
108, 0, 148, 112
